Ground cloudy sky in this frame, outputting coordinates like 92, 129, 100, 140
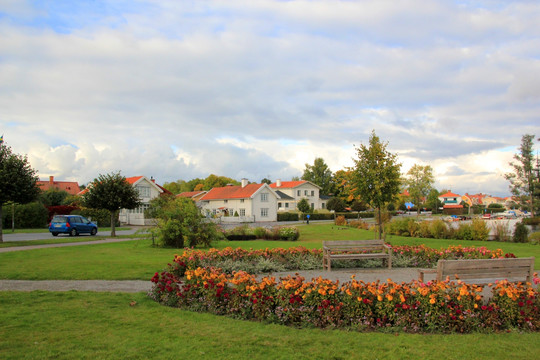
1, 0, 539, 196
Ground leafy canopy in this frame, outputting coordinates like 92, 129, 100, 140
302, 157, 335, 195
404, 164, 435, 214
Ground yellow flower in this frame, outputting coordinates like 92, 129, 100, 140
429, 298, 436, 304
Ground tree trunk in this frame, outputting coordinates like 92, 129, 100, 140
0, 205, 3, 243
377, 207, 382, 240
110, 210, 116, 237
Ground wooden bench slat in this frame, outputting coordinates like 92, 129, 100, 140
323, 240, 392, 271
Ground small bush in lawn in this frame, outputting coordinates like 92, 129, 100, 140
335, 215, 347, 226
279, 226, 300, 241
348, 219, 369, 230
417, 221, 432, 238
471, 218, 489, 241
529, 231, 540, 245
492, 221, 511, 242
455, 222, 473, 240
430, 219, 448, 239
253, 227, 268, 239
513, 222, 530, 243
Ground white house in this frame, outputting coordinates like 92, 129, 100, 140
199, 179, 279, 222
118, 176, 172, 225
269, 180, 326, 211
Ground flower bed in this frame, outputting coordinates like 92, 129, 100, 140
150, 245, 539, 333
150, 266, 539, 333
167, 245, 508, 277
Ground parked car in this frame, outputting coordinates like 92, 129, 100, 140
482, 213, 491, 220
49, 215, 98, 236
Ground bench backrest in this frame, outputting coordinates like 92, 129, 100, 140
437, 257, 535, 283
323, 240, 388, 252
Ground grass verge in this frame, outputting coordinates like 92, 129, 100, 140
0, 291, 538, 360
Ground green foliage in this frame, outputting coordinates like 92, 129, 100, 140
352, 131, 401, 239
513, 222, 530, 243
429, 219, 448, 239
39, 189, 69, 206
71, 207, 119, 227
297, 198, 311, 214
1, 202, 48, 229
454, 222, 473, 240
326, 197, 346, 212
492, 221, 512, 242
505, 134, 538, 216
529, 231, 540, 245
404, 164, 435, 214
0, 143, 41, 241
487, 203, 504, 209
302, 157, 335, 195
471, 219, 490, 241
83, 172, 141, 236
149, 196, 221, 248
277, 212, 299, 221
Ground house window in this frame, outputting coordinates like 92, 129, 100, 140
304, 190, 308, 196
239, 209, 246, 216
321, 202, 325, 209
297, 190, 301, 196
278, 202, 282, 208
240, 199, 244, 203
136, 186, 151, 197
224, 200, 228, 204
285, 203, 289, 208
311, 203, 314, 209
311, 190, 314, 196
261, 193, 268, 202
261, 208, 269, 217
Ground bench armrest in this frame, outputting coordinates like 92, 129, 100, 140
418, 268, 437, 282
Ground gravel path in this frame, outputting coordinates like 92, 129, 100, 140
0, 238, 139, 253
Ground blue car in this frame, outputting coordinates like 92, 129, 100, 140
49, 215, 98, 237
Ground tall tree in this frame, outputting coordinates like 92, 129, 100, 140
0, 143, 41, 242
351, 131, 401, 239
302, 157, 335, 195
260, 178, 272, 185
82, 172, 141, 236
404, 164, 435, 215
505, 134, 537, 216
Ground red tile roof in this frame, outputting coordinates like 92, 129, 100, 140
443, 204, 463, 209
177, 191, 206, 198
126, 176, 144, 184
37, 176, 81, 195
440, 191, 461, 198
270, 181, 307, 189
200, 184, 264, 200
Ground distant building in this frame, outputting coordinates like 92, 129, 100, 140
269, 179, 326, 211
438, 191, 464, 215
37, 176, 80, 195
118, 176, 172, 225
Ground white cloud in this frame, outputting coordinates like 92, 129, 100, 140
0, 0, 539, 195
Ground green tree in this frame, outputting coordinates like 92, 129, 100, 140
404, 164, 435, 215
326, 197, 346, 212
297, 198, 311, 221
505, 134, 537, 216
147, 195, 220, 248
0, 143, 41, 242
39, 188, 69, 206
260, 178, 272, 185
351, 131, 401, 239
302, 157, 335, 195
82, 172, 141, 237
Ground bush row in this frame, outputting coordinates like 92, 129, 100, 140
223, 225, 300, 242
277, 211, 377, 221
150, 266, 539, 333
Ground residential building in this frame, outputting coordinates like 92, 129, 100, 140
177, 191, 207, 202
199, 179, 279, 222
438, 191, 463, 214
269, 179, 326, 211
118, 176, 172, 225
37, 176, 80, 195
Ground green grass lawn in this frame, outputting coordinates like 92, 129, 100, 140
0, 291, 538, 360
0, 224, 538, 280
0, 233, 145, 249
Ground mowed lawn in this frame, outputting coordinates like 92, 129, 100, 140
1, 223, 539, 359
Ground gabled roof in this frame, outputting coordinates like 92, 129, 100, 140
200, 183, 266, 200
274, 190, 294, 200
37, 176, 81, 195
443, 204, 463, 209
125, 176, 172, 195
440, 191, 461, 198
177, 191, 206, 198
270, 180, 321, 189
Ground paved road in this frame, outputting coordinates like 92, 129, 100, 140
1, 228, 141, 242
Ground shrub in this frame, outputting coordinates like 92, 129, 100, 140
226, 234, 257, 241
417, 221, 432, 238
253, 227, 268, 239
71, 207, 119, 227
492, 221, 511, 242
348, 219, 369, 230
430, 219, 448, 239
471, 219, 489, 241
513, 222, 530, 243
529, 231, 540, 245
523, 217, 540, 226
1, 202, 48, 229
277, 212, 299, 221
278, 226, 300, 241
335, 215, 347, 226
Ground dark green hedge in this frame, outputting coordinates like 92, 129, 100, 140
1, 202, 49, 229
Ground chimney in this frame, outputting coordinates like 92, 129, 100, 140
241, 178, 248, 188
49, 176, 54, 185
276, 179, 281, 187
151, 176, 155, 183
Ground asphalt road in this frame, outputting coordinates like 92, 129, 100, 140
1, 228, 140, 242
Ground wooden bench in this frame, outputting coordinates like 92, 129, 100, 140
323, 240, 392, 271
418, 257, 535, 284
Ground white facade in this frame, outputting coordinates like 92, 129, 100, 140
118, 176, 168, 225
271, 180, 326, 211
199, 183, 279, 222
